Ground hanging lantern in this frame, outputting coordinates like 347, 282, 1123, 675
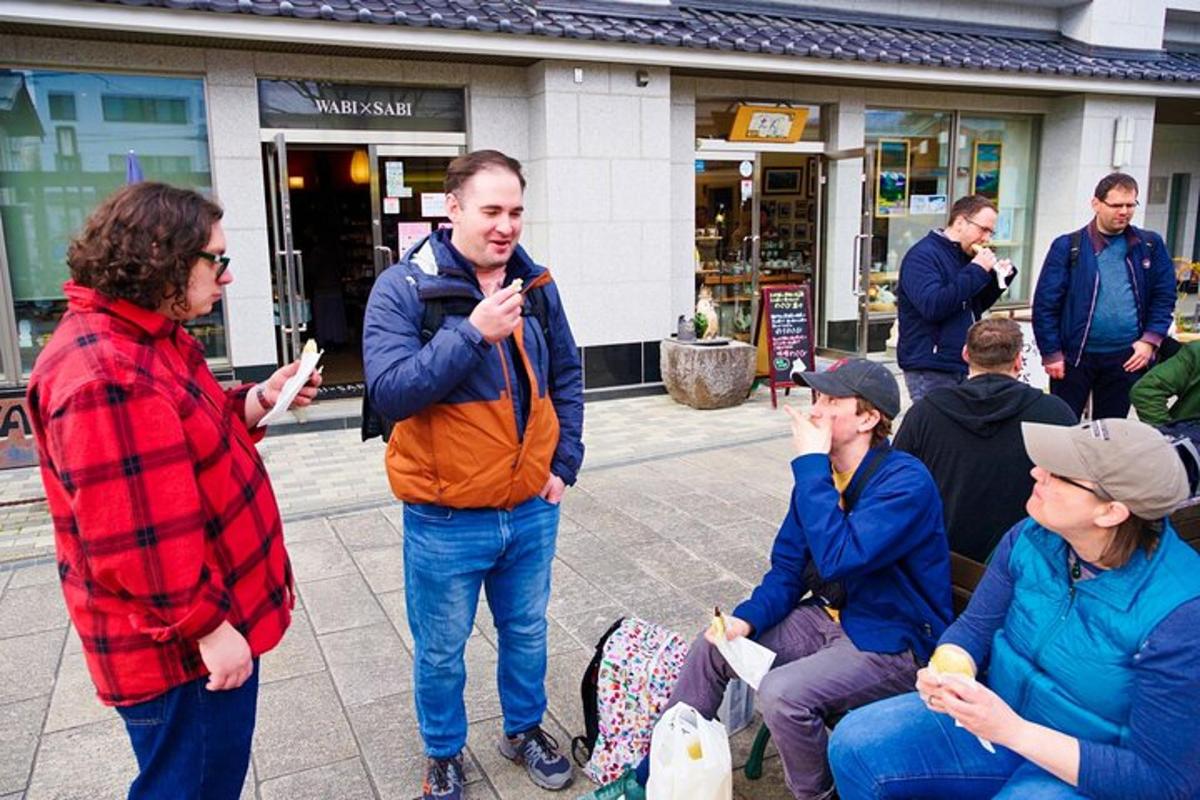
287, 175, 305, 190
349, 150, 370, 185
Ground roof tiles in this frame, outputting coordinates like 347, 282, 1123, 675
75, 0, 1200, 83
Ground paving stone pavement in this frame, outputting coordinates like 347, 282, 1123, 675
0, 365, 906, 799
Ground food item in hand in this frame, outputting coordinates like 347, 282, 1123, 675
511, 278, 524, 293
929, 644, 977, 678
302, 339, 318, 355
970, 243, 990, 255
711, 606, 726, 639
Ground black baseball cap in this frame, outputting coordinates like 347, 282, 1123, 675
793, 358, 900, 419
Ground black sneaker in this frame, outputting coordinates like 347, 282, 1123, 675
422, 754, 465, 800
498, 726, 575, 790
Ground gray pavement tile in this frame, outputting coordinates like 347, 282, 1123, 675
545, 564, 613, 619
260, 608, 326, 685
43, 650, 116, 733
352, 544, 405, 594
0, 628, 65, 706
542, 648, 591, 742
465, 714, 575, 800
258, 756, 375, 800
24, 718, 137, 800
732, 750, 790, 800
63, 624, 82, 655
346, 692, 484, 800
240, 761, 256, 800
551, 605, 624, 651
687, 576, 755, 615
283, 516, 338, 544
625, 589, 710, 640
286, 538, 358, 583
706, 544, 771, 586
299, 573, 386, 635
627, 540, 729, 589
0, 569, 10, 598
6, 562, 58, 589
253, 671, 358, 781
379, 503, 404, 532
0, 694, 48, 794
0, 583, 67, 638
320, 621, 412, 708
331, 509, 402, 550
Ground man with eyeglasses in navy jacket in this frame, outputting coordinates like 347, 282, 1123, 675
1033, 172, 1177, 419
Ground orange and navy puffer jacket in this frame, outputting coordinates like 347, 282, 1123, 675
362, 230, 584, 509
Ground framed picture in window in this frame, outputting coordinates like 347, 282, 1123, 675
807, 165, 819, 197
794, 221, 811, 242
778, 201, 793, 220
765, 167, 804, 194
972, 141, 1002, 201
778, 224, 791, 239
875, 139, 910, 217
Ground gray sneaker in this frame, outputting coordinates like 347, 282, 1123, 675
498, 726, 575, 790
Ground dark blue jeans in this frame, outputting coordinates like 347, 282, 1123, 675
115, 659, 259, 800
1050, 347, 1144, 420
902, 369, 963, 405
829, 692, 1086, 799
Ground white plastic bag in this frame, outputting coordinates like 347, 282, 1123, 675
646, 703, 733, 800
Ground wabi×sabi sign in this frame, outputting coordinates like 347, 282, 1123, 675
0, 398, 37, 470
258, 80, 465, 133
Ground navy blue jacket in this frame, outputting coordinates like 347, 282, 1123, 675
1032, 222, 1175, 367
897, 231, 1009, 375
734, 446, 953, 662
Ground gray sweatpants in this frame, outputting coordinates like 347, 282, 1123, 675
665, 605, 918, 799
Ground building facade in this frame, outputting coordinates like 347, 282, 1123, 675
0, 0, 1198, 396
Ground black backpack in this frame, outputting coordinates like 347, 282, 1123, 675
360, 282, 552, 442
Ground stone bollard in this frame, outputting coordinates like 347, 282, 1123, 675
660, 338, 756, 409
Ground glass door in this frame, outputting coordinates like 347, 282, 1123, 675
264, 133, 306, 366
369, 146, 460, 277
694, 154, 761, 341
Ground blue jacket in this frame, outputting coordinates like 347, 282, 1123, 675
734, 446, 952, 662
897, 231, 1009, 375
943, 521, 1200, 800
1032, 222, 1175, 367
362, 230, 584, 507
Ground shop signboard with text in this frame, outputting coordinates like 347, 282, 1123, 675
258, 80, 465, 132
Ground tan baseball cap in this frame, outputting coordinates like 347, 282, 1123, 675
1021, 419, 1189, 520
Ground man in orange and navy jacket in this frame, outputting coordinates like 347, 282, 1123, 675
363, 150, 583, 800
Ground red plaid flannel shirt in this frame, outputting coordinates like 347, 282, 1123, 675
27, 282, 293, 706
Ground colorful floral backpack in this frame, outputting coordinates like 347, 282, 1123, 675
570, 617, 690, 785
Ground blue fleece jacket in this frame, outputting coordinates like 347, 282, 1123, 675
942, 523, 1200, 800
734, 446, 952, 662
897, 231, 1010, 375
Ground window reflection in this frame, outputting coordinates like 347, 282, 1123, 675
0, 69, 218, 376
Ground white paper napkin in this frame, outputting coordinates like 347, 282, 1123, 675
712, 613, 776, 691
257, 344, 323, 428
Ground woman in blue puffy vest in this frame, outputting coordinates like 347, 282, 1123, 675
827, 418, 1200, 800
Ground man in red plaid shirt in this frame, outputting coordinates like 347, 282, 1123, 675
26, 183, 321, 800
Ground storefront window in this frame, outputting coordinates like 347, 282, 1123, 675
0, 69, 217, 377
863, 109, 1039, 319
863, 109, 953, 318
954, 115, 1039, 303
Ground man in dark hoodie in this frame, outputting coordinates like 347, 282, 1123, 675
894, 318, 1076, 562
897, 195, 1017, 404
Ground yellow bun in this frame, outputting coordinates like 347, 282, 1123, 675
302, 339, 318, 355
930, 644, 977, 677
970, 243, 986, 254
511, 278, 524, 291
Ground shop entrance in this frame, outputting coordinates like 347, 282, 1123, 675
262, 135, 458, 394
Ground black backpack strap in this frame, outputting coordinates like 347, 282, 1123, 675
523, 285, 552, 345
842, 446, 893, 512
571, 616, 625, 766
1068, 230, 1082, 272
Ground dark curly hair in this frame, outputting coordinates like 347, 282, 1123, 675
67, 182, 223, 315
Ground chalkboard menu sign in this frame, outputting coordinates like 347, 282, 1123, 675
759, 284, 814, 408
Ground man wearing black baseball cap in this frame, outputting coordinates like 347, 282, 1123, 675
655, 357, 952, 800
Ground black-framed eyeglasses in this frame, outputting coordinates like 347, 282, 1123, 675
197, 250, 230, 279
966, 217, 996, 236
1051, 472, 1103, 498
1098, 200, 1140, 211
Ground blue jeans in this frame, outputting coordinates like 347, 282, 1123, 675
115, 659, 259, 800
403, 495, 560, 758
829, 692, 1086, 799
902, 369, 963, 405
